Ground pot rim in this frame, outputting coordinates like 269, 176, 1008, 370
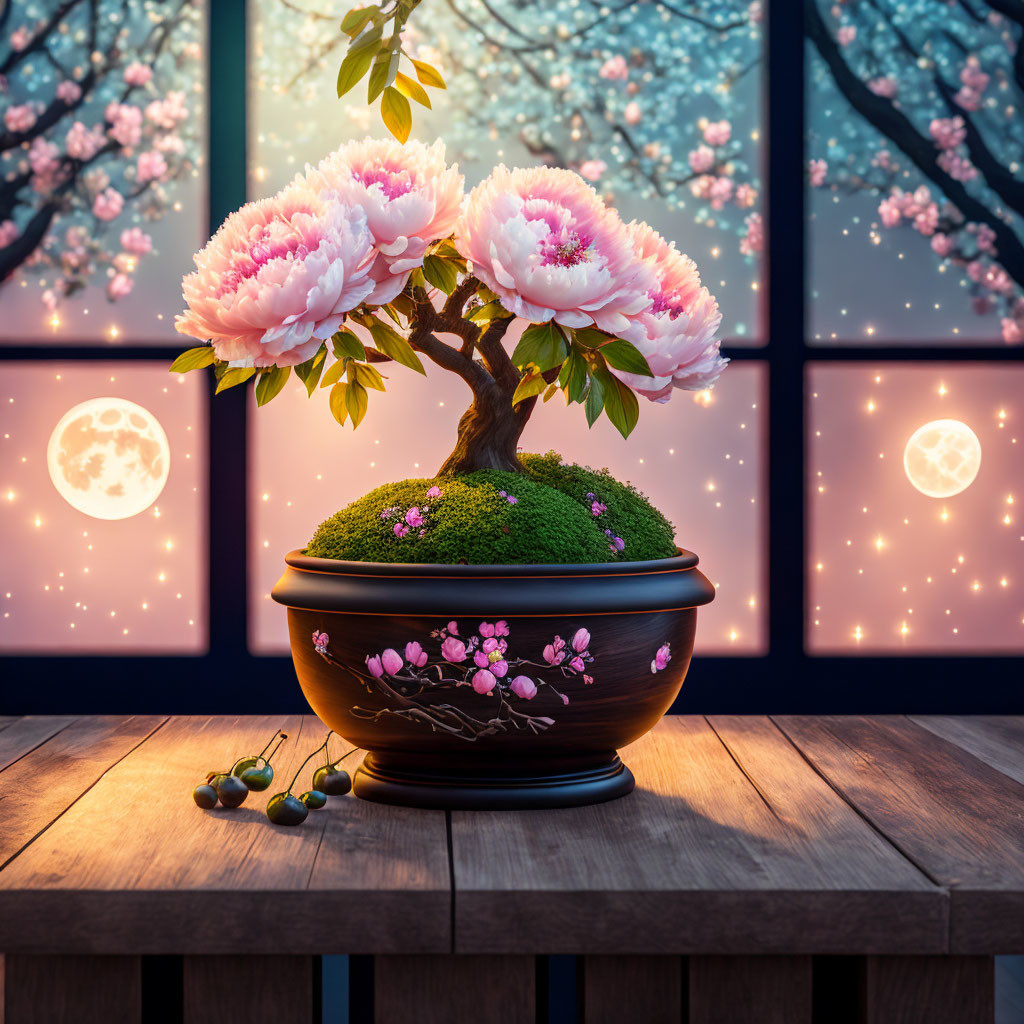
284, 547, 700, 578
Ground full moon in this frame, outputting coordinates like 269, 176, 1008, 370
47, 398, 170, 520
903, 418, 982, 498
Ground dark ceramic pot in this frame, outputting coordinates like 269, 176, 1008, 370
271, 550, 714, 809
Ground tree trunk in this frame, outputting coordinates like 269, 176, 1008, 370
436, 390, 529, 476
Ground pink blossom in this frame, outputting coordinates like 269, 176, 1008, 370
614, 219, 725, 401
405, 506, 424, 528
966, 259, 984, 282
455, 165, 655, 336
176, 181, 378, 366
735, 183, 758, 208
145, 91, 187, 130
837, 25, 856, 46
960, 59, 989, 94
0, 220, 18, 247
972, 223, 997, 253
65, 121, 105, 161
426, 485, 442, 498
441, 636, 467, 663
931, 233, 953, 257
10, 26, 31, 51
561, 694, 570, 705
955, 86, 982, 111
688, 145, 715, 174
366, 654, 384, 677
92, 188, 124, 222
4, 103, 36, 133
709, 176, 734, 210
120, 227, 153, 255
490, 659, 508, 678
105, 103, 143, 148
154, 132, 185, 155
302, 137, 464, 305
808, 159, 828, 187
650, 642, 672, 673
1001, 318, 1023, 344
740, 211, 763, 257
878, 197, 903, 229
867, 76, 898, 98
474, 650, 490, 668
583, 674, 594, 686
937, 151, 976, 182
571, 627, 590, 652
136, 150, 168, 183
56, 80, 82, 104
543, 636, 566, 665
690, 175, 714, 200
123, 62, 153, 87
481, 637, 500, 654
703, 120, 731, 146
472, 669, 497, 695
624, 101, 642, 126
107, 273, 133, 300
405, 641, 428, 667
579, 159, 607, 181
29, 137, 59, 177
569, 655, 585, 672
599, 55, 628, 80
312, 630, 329, 654
479, 621, 496, 638
447, 621, 459, 635
510, 675, 537, 700
381, 648, 403, 675
493, 620, 509, 636
393, 522, 409, 538
929, 116, 966, 151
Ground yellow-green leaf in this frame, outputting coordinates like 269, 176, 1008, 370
337, 46, 375, 97
380, 86, 411, 143
410, 58, 445, 89
170, 346, 215, 373
422, 254, 459, 295
369, 320, 425, 374
341, 6, 375, 37
345, 380, 369, 427
511, 321, 567, 372
214, 366, 255, 394
511, 372, 547, 407
353, 362, 386, 391
293, 345, 327, 396
320, 359, 347, 388
329, 382, 349, 426
465, 299, 512, 323
331, 329, 365, 361
255, 365, 290, 406
395, 70, 431, 108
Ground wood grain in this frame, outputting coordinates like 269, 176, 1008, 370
183, 955, 313, 1024
862, 955, 994, 1024
2, 954, 140, 1023
689, 955, 812, 1024
581, 955, 682, 1024
451, 716, 943, 954
775, 715, 1024, 954
0, 716, 450, 955
374, 955, 534, 1024
911, 716, 1024, 787
0, 716, 77, 774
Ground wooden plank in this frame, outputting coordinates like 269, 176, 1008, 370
374, 955, 534, 1024
911, 717, 1024, 787
582, 955, 682, 1024
775, 715, 1024, 954
183, 955, 313, 1024
0, 715, 77, 773
0, 716, 450, 955
0, 715, 163, 869
862, 955, 994, 1024
451, 717, 943, 955
689, 955, 812, 1024
2, 954, 141, 1023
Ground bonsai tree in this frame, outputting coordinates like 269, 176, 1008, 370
172, 137, 726, 481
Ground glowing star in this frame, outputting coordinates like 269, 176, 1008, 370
46, 399, 170, 520
902, 419, 982, 498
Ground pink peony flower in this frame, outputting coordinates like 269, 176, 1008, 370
107, 273, 133, 300
366, 654, 384, 677
176, 181, 378, 366
614, 220, 725, 401
510, 675, 537, 700
136, 150, 168, 183
578, 159, 607, 181
405, 641, 428, 667
56, 80, 82, 104
703, 120, 731, 146
301, 137, 464, 305
808, 159, 828, 187
65, 121, 105, 161
381, 648, 403, 675
599, 55, 628, 80
4, 103, 36, 133
426, 485, 442, 498
688, 145, 715, 174
651, 642, 672, 673
92, 188, 124, 222
124, 62, 153, 87
404, 506, 424, 528
105, 103, 142, 148
0, 220, 19, 247
393, 522, 409, 538
624, 101, 642, 125
120, 227, 153, 255
312, 630, 329, 654
472, 669, 496, 695
455, 165, 654, 335
571, 628, 590, 652
441, 636, 467, 663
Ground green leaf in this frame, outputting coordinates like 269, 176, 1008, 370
380, 86, 411, 143
395, 70, 431, 108
597, 368, 640, 439
542, 382, 560, 402
337, 46, 375, 98
349, 21, 383, 53
369, 320, 425, 374
410, 58, 446, 89
563, 349, 589, 404
293, 345, 327, 396
170, 346, 215, 373
510, 321, 567, 372
214, 366, 255, 394
572, 326, 611, 349
367, 54, 390, 103
465, 299, 512, 323
319, 359, 347, 388
328, 382, 348, 426
345, 380, 369, 427
584, 372, 605, 427
353, 362, 386, 391
331, 329, 366, 362
511, 372, 546, 407
599, 338, 654, 377
341, 6, 375, 37
430, 239, 463, 259
255, 365, 290, 407
422, 255, 459, 295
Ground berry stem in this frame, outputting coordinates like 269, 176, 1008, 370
263, 733, 287, 766
286, 732, 333, 794
258, 729, 285, 759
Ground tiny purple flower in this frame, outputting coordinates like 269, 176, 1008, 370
312, 630, 329, 654
419, 529, 427, 537
586, 492, 595, 500
499, 490, 507, 497
507, 495, 518, 504
366, 654, 384, 678
591, 501, 607, 516
510, 675, 537, 700
405, 506, 425, 528
381, 648, 403, 675
426, 485, 442, 499
613, 536, 625, 551
393, 522, 409, 538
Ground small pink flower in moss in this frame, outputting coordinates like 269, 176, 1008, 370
591, 501, 607, 516
650, 643, 672, 674
569, 655, 585, 672
511, 675, 537, 700
494, 620, 509, 636
366, 654, 384, 678
583, 674, 594, 686
381, 648, 403, 675
474, 650, 489, 669
426, 485, 442, 499
393, 522, 409, 538
472, 669, 496, 695
405, 641, 428, 668
312, 630, 329, 654
507, 496, 518, 504
405, 506, 424, 528
442, 636, 467, 663
447, 621, 459, 635
571, 628, 590, 653
479, 621, 496, 638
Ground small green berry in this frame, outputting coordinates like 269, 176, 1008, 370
267, 792, 308, 826
231, 755, 259, 776
240, 763, 274, 792
300, 790, 327, 810
215, 775, 249, 809
313, 764, 352, 796
193, 783, 218, 809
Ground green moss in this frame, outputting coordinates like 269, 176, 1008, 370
305, 451, 678, 565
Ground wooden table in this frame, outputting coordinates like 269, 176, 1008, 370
0, 714, 1022, 1023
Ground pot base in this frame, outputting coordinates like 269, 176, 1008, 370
352, 753, 635, 810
